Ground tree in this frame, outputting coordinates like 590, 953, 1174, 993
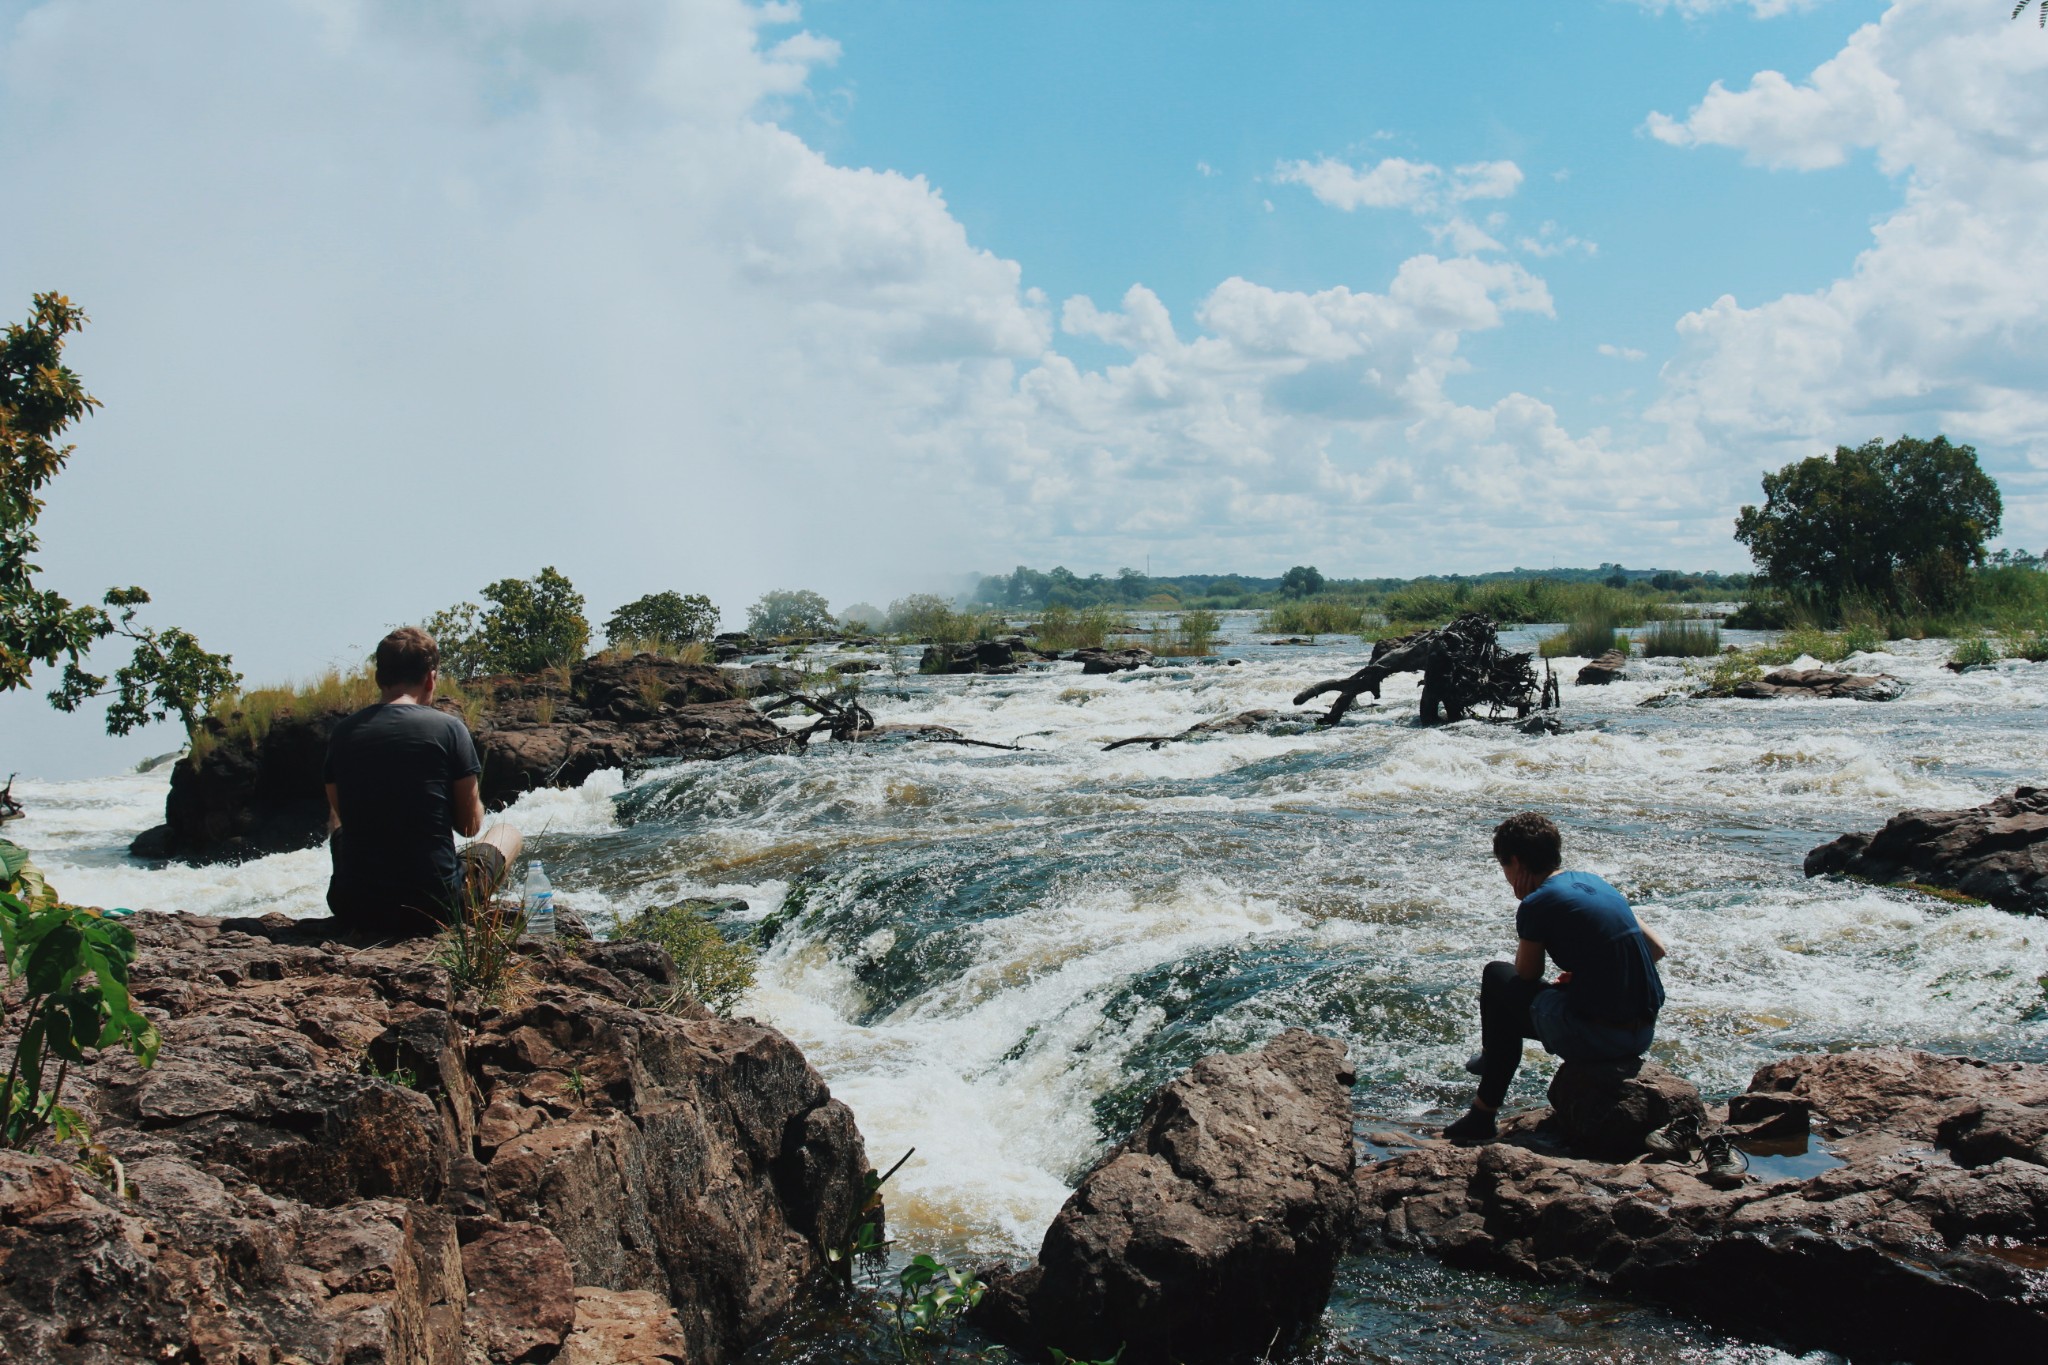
886, 593, 956, 637
479, 567, 589, 673
1734, 436, 2002, 612
746, 589, 835, 638
2018, 3, 2045, 29
604, 591, 719, 649
2, 293, 239, 733
420, 601, 495, 681
1279, 565, 1325, 599
840, 602, 885, 633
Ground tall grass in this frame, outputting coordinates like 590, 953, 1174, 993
595, 637, 711, 666
1540, 613, 1628, 659
1639, 619, 1722, 658
1259, 599, 1367, 635
190, 667, 381, 758
1732, 566, 2048, 638
1149, 609, 1223, 656
1033, 604, 1128, 651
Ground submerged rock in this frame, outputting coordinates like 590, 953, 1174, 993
1355, 1049, 2048, 1362
977, 1029, 1362, 1365
0, 912, 871, 1364
1734, 667, 1904, 701
1805, 785, 2048, 914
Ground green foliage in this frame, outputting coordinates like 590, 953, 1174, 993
1031, 604, 1126, 651
1640, 619, 1722, 658
0, 839, 160, 1150
612, 902, 758, 1016
1260, 599, 1366, 635
1701, 650, 1763, 697
604, 591, 719, 649
828, 1148, 909, 1285
2002, 628, 2048, 662
1951, 636, 2001, 669
841, 601, 887, 633
748, 588, 837, 638
481, 567, 590, 674
886, 1255, 985, 1361
889, 593, 972, 641
2, 294, 239, 733
421, 602, 495, 681
1541, 613, 1627, 659
1735, 435, 2002, 613
1279, 565, 1325, 598
190, 667, 382, 760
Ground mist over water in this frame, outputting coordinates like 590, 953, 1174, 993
16, 616, 2047, 1360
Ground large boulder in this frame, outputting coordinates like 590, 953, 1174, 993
0, 912, 873, 1364
1355, 1049, 2048, 1362
1805, 786, 2048, 914
1072, 647, 1155, 674
1733, 667, 1904, 701
977, 1030, 1362, 1365
1546, 1057, 1706, 1161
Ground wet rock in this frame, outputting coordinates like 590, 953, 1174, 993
1, 912, 872, 1364
1804, 785, 2048, 914
1355, 1048, 2048, 1362
918, 640, 1030, 674
1545, 1058, 1706, 1161
1575, 650, 1627, 685
1733, 667, 1904, 702
978, 1029, 1362, 1364
1072, 647, 1155, 674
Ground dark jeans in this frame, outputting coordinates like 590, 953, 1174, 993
1475, 960, 1655, 1108
327, 835, 510, 939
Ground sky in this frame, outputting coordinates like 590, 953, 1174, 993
3, 0, 2046, 776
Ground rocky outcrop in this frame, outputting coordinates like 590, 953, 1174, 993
1805, 786, 2048, 914
1733, 667, 1904, 701
132, 656, 787, 863
0, 912, 871, 1364
1071, 647, 1156, 674
918, 639, 1046, 675
1575, 650, 1627, 685
1355, 1049, 2048, 1362
977, 1030, 1362, 1365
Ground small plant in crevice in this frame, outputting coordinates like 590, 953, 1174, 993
612, 901, 758, 1016
359, 1054, 418, 1089
885, 1255, 986, 1362
828, 1147, 911, 1286
564, 1067, 586, 1100
434, 892, 530, 1007
0, 838, 161, 1150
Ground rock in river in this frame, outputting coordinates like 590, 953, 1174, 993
0, 911, 872, 1364
1733, 667, 1904, 701
977, 1029, 1363, 1365
1355, 1048, 2048, 1362
1805, 785, 2048, 914
1575, 649, 1628, 685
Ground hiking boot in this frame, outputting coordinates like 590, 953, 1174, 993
1443, 1107, 1498, 1143
1644, 1112, 1703, 1161
1464, 1051, 1487, 1077
1702, 1133, 1750, 1188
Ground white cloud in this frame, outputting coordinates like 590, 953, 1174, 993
1598, 344, 1648, 361
1196, 160, 1217, 177
1627, 0, 1821, 16
1273, 155, 1525, 216
1519, 221, 1598, 258
1646, 0, 2048, 536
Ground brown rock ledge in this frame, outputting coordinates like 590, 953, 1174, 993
1354, 1048, 2048, 1362
0, 911, 871, 1365
1805, 785, 2048, 915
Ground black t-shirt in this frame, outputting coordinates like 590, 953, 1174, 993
1516, 871, 1666, 1026
323, 702, 480, 912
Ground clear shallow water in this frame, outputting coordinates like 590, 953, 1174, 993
14, 618, 2047, 1361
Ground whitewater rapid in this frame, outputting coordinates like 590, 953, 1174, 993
12, 621, 2046, 1357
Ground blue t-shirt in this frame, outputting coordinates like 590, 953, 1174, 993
1516, 871, 1665, 1026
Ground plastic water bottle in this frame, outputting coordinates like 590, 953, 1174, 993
521, 861, 556, 939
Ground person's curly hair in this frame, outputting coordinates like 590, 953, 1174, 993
1492, 812, 1562, 876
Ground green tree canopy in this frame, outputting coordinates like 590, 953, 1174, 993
1279, 565, 1325, 599
746, 589, 835, 638
886, 593, 956, 637
2, 293, 239, 734
1734, 435, 2002, 612
604, 591, 719, 649
479, 567, 589, 674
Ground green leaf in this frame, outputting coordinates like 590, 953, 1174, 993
0, 839, 27, 885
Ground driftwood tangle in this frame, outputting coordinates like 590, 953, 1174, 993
1293, 613, 1548, 725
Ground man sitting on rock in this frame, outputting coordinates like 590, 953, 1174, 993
323, 627, 522, 937
1444, 812, 1667, 1142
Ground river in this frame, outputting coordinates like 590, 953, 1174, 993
12, 616, 2046, 1361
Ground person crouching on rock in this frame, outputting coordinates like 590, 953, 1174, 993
1443, 812, 1667, 1142
323, 627, 523, 937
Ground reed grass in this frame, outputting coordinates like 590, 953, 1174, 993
1259, 599, 1367, 635
189, 667, 381, 758
1540, 614, 1628, 659
1032, 604, 1128, 651
1149, 609, 1222, 656
1951, 636, 2001, 669
1639, 619, 1723, 658
596, 637, 711, 666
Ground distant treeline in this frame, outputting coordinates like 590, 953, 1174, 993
969, 563, 1753, 611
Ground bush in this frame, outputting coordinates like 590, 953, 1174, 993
1033, 604, 1125, 651
1261, 599, 1366, 635
603, 591, 718, 649
2002, 628, 2048, 662
1640, 619, 1722, 658
1701, 650, 1764, 697
480, 567, 590, 674
747, 589, 836, 638
612, 903, 757, 1016
1951, 636, 2001, 669
888, 593, 970, 640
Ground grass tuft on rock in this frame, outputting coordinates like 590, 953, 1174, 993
612, 902, 758, 1016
